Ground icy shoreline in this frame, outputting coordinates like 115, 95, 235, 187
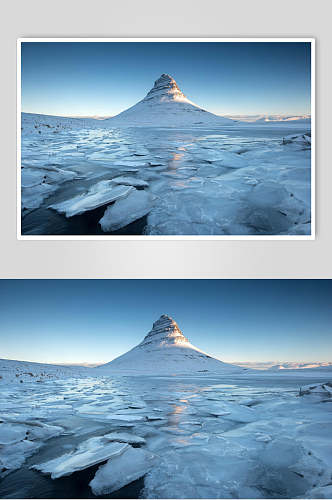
0, 356, 331, 499
20, 113, 311, 236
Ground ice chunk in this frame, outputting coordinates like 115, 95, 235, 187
104, 432, 146, 444
32, 438, 129, 479
27, 423, 63, 441
107, 413, 145, 422
112, 176, 149, 187
282, 133, 311, 147
216, 151, 248, 168
0, 440, 41, 475
100, 189, 153, 231
304, 485, 332, 498
246, 181, 289, 209
0, 423, 28, 444
49, 181, 134, 217
255, 433, 272, 443
299, 382, 332, 398
22, 166, 77, 188
89, 446, 155, 495
259, 437, 306, 468
21, 166, 78, 210
22, 183, 57, 210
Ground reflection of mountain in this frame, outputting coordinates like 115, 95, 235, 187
98, 314, 245, 375
105, 74, 234, 127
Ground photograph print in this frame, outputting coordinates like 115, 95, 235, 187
18, 39, 314, 238
0, 279, 331, 499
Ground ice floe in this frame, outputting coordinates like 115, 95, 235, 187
89, 446, 156, 495
32, 438, 129, 478
50, 181, 134, 217
99, 189, 153, 231
103, 432, 146, 444
112, 176, 149, 187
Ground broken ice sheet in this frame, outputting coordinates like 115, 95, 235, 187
112, 176, 149, 187
99, 189, 154, 231
103, 432, 146, 444
0, 440, 41, 477
89, 446, 156, 495
21, 114, 312, 236
0, 423, 28, 445
22, 183, 57, 210
49, 181, 134, 217
32, 438, 129, 479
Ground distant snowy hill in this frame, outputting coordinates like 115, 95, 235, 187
229, 114, 311, 125
21, 112, 99, 133
97, 314, 246, 375
0, 358, 89, 384
236, 361, 332, 371
268, 362, 332, 371
103, 74, 235, 128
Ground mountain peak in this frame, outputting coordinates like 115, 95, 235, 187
107, 74, 234, 127
143, 74, 188, 103
140, 314, 189, 347
98, 314, 245, 374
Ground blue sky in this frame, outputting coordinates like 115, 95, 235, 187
21, 42, 311, 117
0, 280, 330, 364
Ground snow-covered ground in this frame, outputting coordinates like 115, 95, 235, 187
0, 358, 331, 499
20, 113, 311, 236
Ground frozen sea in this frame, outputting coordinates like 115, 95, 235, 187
0, 373, 331, 498
21, 116, 311, 236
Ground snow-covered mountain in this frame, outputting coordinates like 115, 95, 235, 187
235, 361, 332, 371
104, 74, 235, 128
229, 114, 311, 125
98, 314, 245, 375
268, 362, 332, 371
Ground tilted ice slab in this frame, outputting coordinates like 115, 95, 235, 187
22, 166, 77, 188
21, 166, 78, 210
99, 189, 153, 231
299, 382, 332, 399
0, 423, 28, 445
282, 133, 311, 146
22, 183, 57, 210
107, 413, 146, 422
0, 422, 63, 445
90, 446, 156, 495
32, 437, 129, 479
103, 432, 146, 444
1, 440, 42, 477
49, 180, 134, 217
0, 420, 64, 477
112, 176, 149, 187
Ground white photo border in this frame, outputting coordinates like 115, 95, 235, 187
17, 37, 315, 241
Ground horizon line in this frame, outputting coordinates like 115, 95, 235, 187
1, 356, 330, 367
21, 110, 312, 120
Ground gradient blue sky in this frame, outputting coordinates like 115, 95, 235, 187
0, 280, 330, 365
21, 42, 311, 117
